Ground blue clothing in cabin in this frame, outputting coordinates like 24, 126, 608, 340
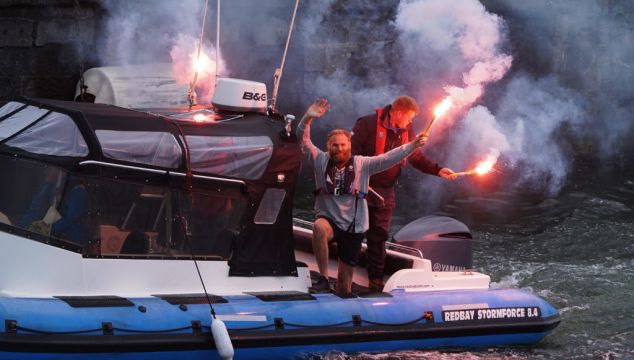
19, 183, 87, 246
18, 183, 56, 229
51, 185, 87, 245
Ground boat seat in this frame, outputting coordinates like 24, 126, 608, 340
120, 230, 149, 254
98, 225, 158, 255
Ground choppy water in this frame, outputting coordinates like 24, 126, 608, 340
298, 160, 634, 359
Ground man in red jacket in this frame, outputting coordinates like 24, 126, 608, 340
351, 95, 456, 292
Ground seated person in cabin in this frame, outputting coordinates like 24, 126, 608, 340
297, 99, 427, 295
187, 194, 235, 257
19, 167, 87, 246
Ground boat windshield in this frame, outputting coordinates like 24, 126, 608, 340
186, 135, 273, 180
95, 130, 182, 169
0, 155, 247, 259
0, 104, 88, 157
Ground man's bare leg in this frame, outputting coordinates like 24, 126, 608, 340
312, 218, 333, 278
335, 259, 354, 295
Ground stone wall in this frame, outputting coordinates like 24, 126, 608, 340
0, 0, 102, 101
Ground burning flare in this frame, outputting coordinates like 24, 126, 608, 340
455, 149, 499, 177
171, 34, 222, 105
192, 51, 213, 76
192, 113, 209, 122
472, 156, 496, 175
422, 97, 455, 136
433, 97, 453, 119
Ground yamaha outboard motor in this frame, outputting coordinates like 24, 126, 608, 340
392, 216, 472, 271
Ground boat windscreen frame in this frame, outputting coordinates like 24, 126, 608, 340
77, 160, 248, 188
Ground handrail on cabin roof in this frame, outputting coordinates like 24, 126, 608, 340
78, 160, 247, 186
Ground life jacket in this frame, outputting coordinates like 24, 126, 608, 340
324, 158, 355, 196
374, 107, 408, 164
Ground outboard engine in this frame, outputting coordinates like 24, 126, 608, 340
392, 216, 472, 271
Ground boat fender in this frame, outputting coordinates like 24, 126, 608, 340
211, 315, 234, 360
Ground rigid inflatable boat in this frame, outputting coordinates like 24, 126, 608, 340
0, 79, 559, 359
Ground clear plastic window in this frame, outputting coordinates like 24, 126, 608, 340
0, 105, 49, 141
0, 101, 26, 119
0, 158, 88, 250
186, 135, 273, 180
254, 188, 286, 224
6, 112, 89, 157
96, 130, 182, 169
0, 155, 247, 258
90, 178, 246, 259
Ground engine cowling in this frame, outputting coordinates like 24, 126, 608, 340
393, 216, 473, 271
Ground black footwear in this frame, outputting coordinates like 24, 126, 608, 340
335, 290, 357, 299
309, 275, 331, 293
368, 278, 385, 293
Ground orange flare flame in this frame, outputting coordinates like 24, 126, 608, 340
193, 114, 209, 123
472, 157, 496, 175
454, 152, 499, 177
192, 51, 213, 75
433, 97, 453, 119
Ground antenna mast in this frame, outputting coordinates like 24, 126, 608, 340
270, 0, 300, 112
188, 0, 210, 108
215, 0, 221, 87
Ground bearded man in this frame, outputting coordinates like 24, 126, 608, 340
297, 99, 427, 295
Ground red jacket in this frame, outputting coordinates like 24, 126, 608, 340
351, 105, 442, 206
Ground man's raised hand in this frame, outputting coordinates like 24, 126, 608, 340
305, 98, 331, 119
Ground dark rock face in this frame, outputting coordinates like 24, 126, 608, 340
0, 0, 102, 101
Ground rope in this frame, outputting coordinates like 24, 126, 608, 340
215, 0, 221, 86
283, 320, 352, 328
223, 324, 275, 331
170, 120, 217, 319
361, 314, 430, 327
17, 325, 193, 335
12, 313, 432, 335
112, 325, 194, 334
16, 326, 103, 335
227, 313, 432, 330
270, 0, 300, 110
278, 0, 300, 84
188, 0, 211, 107
73, 0, 87, 101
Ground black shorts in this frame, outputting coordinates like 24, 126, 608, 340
318, 216, 365, 266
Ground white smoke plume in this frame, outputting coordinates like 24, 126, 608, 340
99, 0, 226, 103
305, 0, 515, 174
396, 0, 513, 112
494, 74, 589, 194
446, 106, 510, 172
486, 0, 634, 160
298, 0, 403, 129
396, 0, 632, 199
387, 0, 515, 206
303, 0, 634, 204
170, 34, 225, 104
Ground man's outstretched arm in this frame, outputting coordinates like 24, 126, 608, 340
296, 99, 331, 161
365, 132, 427, 175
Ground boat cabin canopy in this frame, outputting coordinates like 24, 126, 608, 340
0, 98, 301, 277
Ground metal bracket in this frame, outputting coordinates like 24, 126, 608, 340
274, 317, 285, 330
5, 320, 17, 334
102, 322, 113, 335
